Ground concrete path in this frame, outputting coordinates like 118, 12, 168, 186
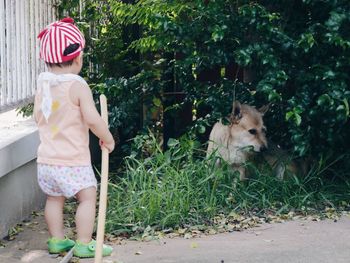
113, 216, 350, 263
1, 215, 350, 263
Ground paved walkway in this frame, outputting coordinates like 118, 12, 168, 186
1, 214, 350, 263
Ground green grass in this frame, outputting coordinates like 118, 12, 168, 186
105, 135, 350, 236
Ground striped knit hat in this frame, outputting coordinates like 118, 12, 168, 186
38, 17, 85, 64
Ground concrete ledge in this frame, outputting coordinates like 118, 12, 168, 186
0, 160, 45, 238
0, 129, 39, 178
0, 110, 39, 179
0, 111, 44, 238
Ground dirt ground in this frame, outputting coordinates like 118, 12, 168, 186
1, 213, 350, 263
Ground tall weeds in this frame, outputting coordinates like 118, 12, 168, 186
105, 134, 350, 236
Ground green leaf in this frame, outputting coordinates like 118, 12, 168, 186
197, 125, 206, 134
167, 138, 179, 147
343, 99, 349, 117
317, 94, 331, 106
286, 111, 293, 121
322, 70, 335, 80
153, 97, 162, 107
298, 33, 315, 52
286, 109, 302, 126
295, 113, 302, 126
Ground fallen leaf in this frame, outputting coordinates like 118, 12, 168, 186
177, 228, 187, 234
263, 239, 273, 243
143, 235, 155, 242
208, 229, 217, 235
167, 232, 179, 239
190, 242, 198, 248
184, 233, 192, 239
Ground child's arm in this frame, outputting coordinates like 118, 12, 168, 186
70, 82, 115, 152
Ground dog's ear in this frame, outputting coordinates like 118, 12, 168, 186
258, 103, 270, 115
230, 101, 242, 124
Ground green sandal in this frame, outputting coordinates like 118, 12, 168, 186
47, 237, 75, 254
73, 239, 113, 258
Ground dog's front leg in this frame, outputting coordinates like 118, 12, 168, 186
232, 165, 246, 181
238, 167, 246, 181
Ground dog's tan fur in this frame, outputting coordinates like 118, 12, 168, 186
207, 101, 268, 180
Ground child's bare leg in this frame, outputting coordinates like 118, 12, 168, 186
75, 186, 97, 243
45, 195, 65, 239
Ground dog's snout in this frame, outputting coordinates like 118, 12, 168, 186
260, 145, 268, 152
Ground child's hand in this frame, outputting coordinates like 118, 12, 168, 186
99, 139, 115, 153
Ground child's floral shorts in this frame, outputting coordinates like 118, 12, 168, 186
37, 164, 97, 198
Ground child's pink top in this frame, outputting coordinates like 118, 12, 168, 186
34, 73, 91, 166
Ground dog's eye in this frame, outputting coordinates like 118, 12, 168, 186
248, 129, 257, 135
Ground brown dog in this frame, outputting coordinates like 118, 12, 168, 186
207, 101, 268, 180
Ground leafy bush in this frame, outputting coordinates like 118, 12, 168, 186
109, 0, 350, 158
58, 1, 350, 169
58, 0, 136, 80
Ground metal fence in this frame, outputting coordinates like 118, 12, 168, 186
0, 0, 57, 113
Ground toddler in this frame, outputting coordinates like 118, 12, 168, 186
34, 17, 115, 258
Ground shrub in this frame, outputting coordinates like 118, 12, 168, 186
109, 0, 350, 158
59, 0, 350, 171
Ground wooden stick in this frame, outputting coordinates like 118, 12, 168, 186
59, 248, 74, 263
95, 94, 109, 263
